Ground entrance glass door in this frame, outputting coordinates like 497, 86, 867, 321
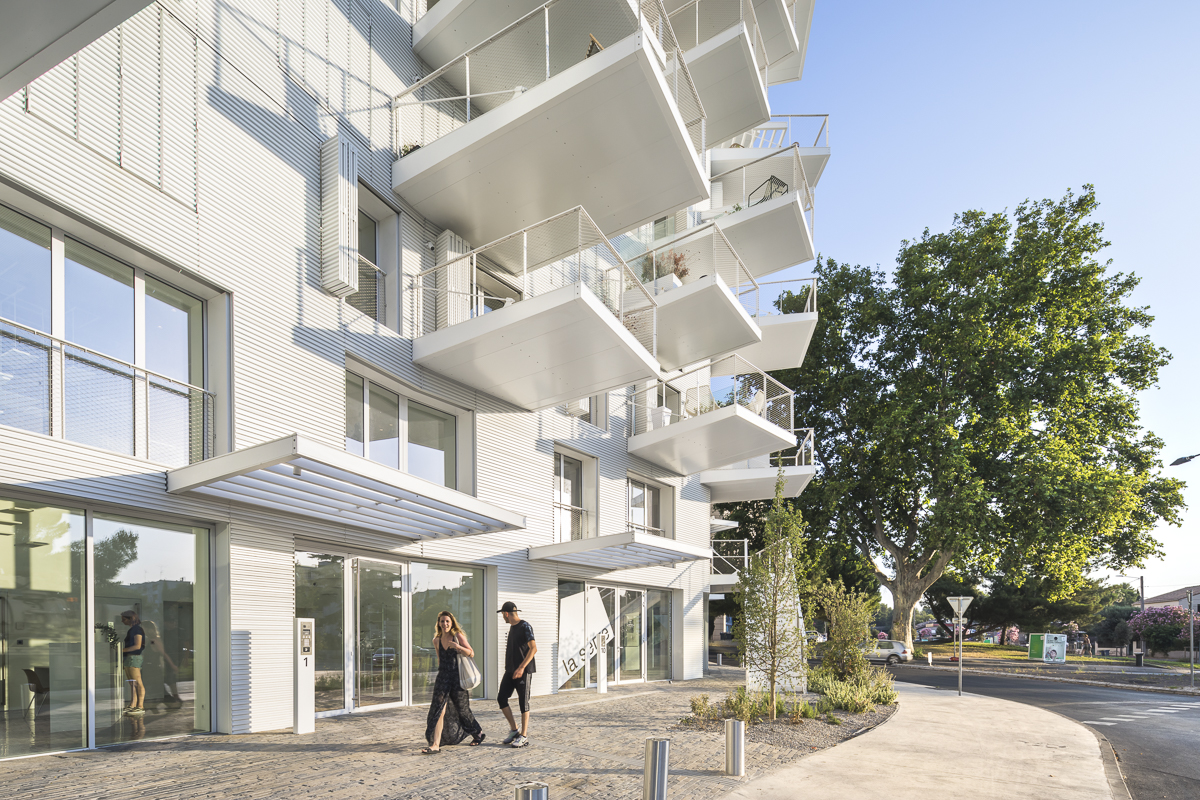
354, 560, 403, 708
294, 553, 346, 714
617, 590, 644, 683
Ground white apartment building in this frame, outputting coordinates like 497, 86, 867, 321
0, 0, 825, 758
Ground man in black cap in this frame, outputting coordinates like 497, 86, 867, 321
497, 601, 537, 747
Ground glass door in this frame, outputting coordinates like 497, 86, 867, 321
294, 553, 347, 714
354, 560, 404, 708
617, 589, 644, 683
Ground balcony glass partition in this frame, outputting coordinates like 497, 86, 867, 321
411, 207, 658, 358
631, 353, 793, 435
394, 0, 706, 159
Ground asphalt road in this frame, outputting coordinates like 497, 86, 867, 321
891, 666, 1200, 800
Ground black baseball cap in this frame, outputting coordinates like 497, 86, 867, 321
498, 601, 520, 614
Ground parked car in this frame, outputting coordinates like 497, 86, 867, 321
863, 639, 912, 665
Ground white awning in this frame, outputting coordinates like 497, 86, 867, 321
528, 531, 712, 571
166, 434, 525, 540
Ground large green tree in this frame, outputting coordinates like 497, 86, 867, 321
776, 187, 1184, 649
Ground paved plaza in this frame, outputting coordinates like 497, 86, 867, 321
6, 666, 807, 800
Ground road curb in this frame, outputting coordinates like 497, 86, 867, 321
903, 664, 1200, 697
1034, 704, 1134, 800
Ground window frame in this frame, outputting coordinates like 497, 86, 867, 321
553, 444, 598, 541
626, 473, 674, 539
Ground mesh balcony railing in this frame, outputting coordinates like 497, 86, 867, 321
771, 427, 815, 468
410, 206, 658, 357
711, 537, 748, 575
630, 222, 759, 316
630, 353, 793, 436
716, 113, 828, 149
394, 0, 707, 160
555, 502, 588, 541
734, 276, 816, 318
0, 317, 215, 467
705, 143, 814, 236
668, 0, 770, 84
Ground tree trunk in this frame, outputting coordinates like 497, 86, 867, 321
891, 575, 925, 651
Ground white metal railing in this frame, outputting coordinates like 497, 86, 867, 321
630, 222, 759, 317
668, 0, 769, 85
410, 206, 657, 356
0, 316, 215, 467
626, 519, 667, 538
704, 143, 814, 237
736, 276, 816, 318
394, 0, 707, 159
771, 427, 814, 467
716, 113, 829, 149
711, 537, 748, 574
555, 502, 588, 541
630, 353, 793, 436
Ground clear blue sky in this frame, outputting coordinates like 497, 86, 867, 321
767, 1, 1200, 603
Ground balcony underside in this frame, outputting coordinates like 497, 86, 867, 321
166, 434, 525, 540
528, 530, 712, 571
708, 573, 739, 590
393, 34, 708, 246
765, 0, 814, 85
653, 275, 762, 371
412, 282, 659, 411
718, 191, 814, 279
0, 0, 154, 101
683, 24, 770, 147
752, 0, 800, 64
627, 403, 795, 475
727, 312, 816, 372
711, 146, 830, 188
414, 0, 549, 71
700, 463, 816, 503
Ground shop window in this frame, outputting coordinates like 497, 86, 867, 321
410, 562, 484, 702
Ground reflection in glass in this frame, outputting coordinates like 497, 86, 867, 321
411, 562, 482, 703
368, 383, 399, 469
620, 591, 643, 680
345, 372, 365, 456
145, 277, 203, 386
408, 401, 455, 488
646, 590, 671, 681
0, 498, 85, 758
0, 205, 52, 333
92, 514, 210, 747
294, 553, 345, 713
64, 240, 134, 362
356, 560, 403, 707
557, 581, 586, 690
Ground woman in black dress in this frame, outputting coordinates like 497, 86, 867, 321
422, 611, 485, 753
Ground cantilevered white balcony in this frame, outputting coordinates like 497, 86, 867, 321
725, 277, 816, 371
713, 114, 830, 187
393, 0, 709, 246
628, 354, 795, 474
0, 0, 154, 101
764, 0, 814, 85
708, 537, 748, 590
529, 530, 711, 570
701, 143, 815, 278
410, 208, 660, 411
629, 223, 762, 370
752, 0, 800, 65
700, 427, 815, 502
667, 0, 770, 145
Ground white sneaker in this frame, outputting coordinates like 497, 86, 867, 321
502, 729, 521, 745
510, 734, 529, 748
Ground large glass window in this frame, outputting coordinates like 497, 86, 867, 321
65, 240, 135, 363
410, 562, 483, 703
646, 590, 671, 681
91, 514, 210, 747
0, 206, 52, 333
345, 371, 459, 489
554, 452, 584, 541
347, 211, 383, 322
294, 553, 346, 713
628, 479, 662, 536
355, 560, 403, 708
0, 498, 85, 758
557, 580, 586, 690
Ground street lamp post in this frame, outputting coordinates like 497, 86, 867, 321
1189, 588, 1195, 690
947, 596, 974, 696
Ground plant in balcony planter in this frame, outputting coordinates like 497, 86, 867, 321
400, 143, 422, 157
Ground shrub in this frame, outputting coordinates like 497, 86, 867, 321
1129, 607, 1193, 656
816, 580, 873, 680
808, 666, 898, 712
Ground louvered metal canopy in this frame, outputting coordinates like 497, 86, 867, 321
166, 434, 525, 540
527, 531, 712, 571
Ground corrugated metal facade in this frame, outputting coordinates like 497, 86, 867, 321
0, 0, 719, 738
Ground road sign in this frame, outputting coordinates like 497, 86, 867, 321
947, 596, 973, 616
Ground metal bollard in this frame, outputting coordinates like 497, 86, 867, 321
515, 782, 548, 800
716, 653, 722, 667
926, 652, 933, 667
725, 719, 745, 777
644, 737, 670, 800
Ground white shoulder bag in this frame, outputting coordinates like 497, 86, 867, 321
457, 639, 482, 690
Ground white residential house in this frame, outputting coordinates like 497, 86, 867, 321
0, 0, 822, 758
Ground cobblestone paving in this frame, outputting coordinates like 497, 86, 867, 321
5, 667, 823, 800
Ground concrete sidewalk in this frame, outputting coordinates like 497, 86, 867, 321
721, 683, 1117, 800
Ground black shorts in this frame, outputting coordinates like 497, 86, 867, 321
497, 672, 531, 713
